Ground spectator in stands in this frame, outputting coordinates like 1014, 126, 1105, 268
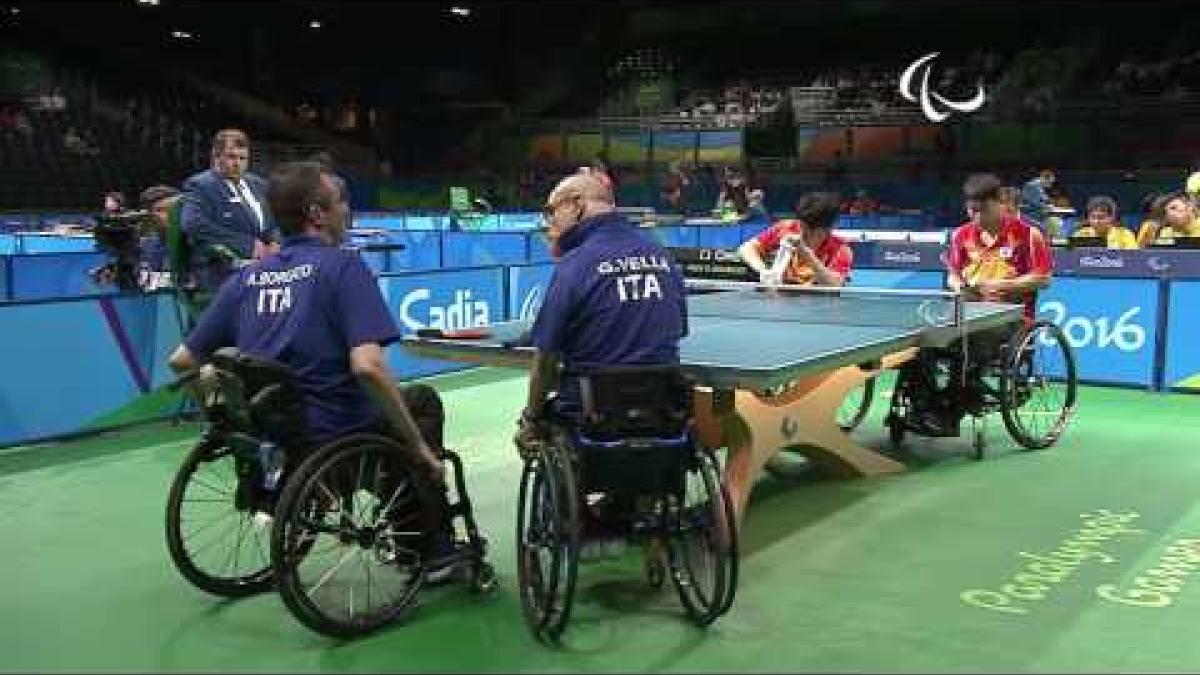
0, 105, 16, 135
180, 128, 276, 307
102, 191, 126, 215
1186, 162, 1200, 199
843, 189, 879, 216
715, 166, 751, 219
1019, 168, 1056, 227
1138, 191, 1200, 244
11, 107, 31, 140
63, 126, 99, 156
1135, 193, 1165, 248
1070, 195, 1138, 249
660, 161, 690, 214
824, 151, 847, 188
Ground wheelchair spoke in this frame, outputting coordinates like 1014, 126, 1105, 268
308, 548, 359, 596
181, 509, 237, 543
187, 476, 232, 498
182, 510, 239, 552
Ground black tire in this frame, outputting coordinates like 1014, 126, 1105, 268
668, 447, 738, 626
468, 561, 498, 595
515, 444, 580, 644
271, 434, 431, 639
837, 376, 876, 432
165, 440, 275, 597
972, 423, 986, 461
1000, 320, 1078, 450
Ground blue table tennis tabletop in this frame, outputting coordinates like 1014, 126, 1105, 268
402, 285, 1024, 392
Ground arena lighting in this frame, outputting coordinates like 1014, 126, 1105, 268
449, 6, 470, 16
136, 0, 160, 6
170, 29, 193, 39
309, 19, 321, 28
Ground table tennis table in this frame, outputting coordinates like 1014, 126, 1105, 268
402, 280, 1023, 479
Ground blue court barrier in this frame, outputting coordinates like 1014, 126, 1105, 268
646, 226, 700, 249
379, 267, 507, 380
0, 234, 16, 255
528, 231, 555, 263
443, 231, 530, 268
508, 263, 555, 325
19, 233, 96, 253
847, 269, 945, 289
1164, 280, 1200, 392
1035, 277, 1160, 388
696, 226, 745, 249
0, 292, 184, 447
9, 252, 110, 301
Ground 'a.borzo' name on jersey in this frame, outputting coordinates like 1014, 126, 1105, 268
246, 264, 315, 314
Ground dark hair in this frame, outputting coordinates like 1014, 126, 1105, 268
1141, 192, 1162, 216
138, 185, 180, 210
308, 150, 335, 171
1161, 190, 1192, 210
794, 191, 842, 229
211, 128, 249, 158
1085, 195, 1118, 217
268, 161, 334, 236
962, 173, 1004, 202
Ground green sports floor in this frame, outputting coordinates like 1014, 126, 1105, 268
4, 368, 1200, 673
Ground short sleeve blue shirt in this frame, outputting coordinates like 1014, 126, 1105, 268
186, 234, 399, 444
530, 212, 688, 411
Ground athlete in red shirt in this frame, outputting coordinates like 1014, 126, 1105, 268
946, 173, 1053, 320
737, 191, 852, 287
716, 191, 852, 527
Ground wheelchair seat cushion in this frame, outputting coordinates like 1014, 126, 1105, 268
576, 365, 694, 442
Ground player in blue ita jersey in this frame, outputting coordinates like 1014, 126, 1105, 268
168, 161, 462, 580
516, 172, 689, 557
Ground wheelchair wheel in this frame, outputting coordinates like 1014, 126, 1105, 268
515, 445, 580, 644
837, 376, 876, 432
165, 438, 275, 597
667, 447, 738, 626
271, 434, 432, 639
1000, 320, 1078, 450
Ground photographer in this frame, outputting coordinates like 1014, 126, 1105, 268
90, 185, 181, 293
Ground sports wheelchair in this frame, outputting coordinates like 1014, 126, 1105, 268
839, 318, 1078, 459
164, 347, 495, 639
516, 366, 738, 644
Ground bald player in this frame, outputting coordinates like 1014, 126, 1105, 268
515, 173, 689, 556
518, 173, 687, 432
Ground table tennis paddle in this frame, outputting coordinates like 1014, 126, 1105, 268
416, 327, 492, 339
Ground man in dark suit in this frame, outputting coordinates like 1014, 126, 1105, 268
180, 128, 277, 307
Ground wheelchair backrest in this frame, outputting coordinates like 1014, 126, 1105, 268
209, 347, 310, 449
576, 365, 694, 442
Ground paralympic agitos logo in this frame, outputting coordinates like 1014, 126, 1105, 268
899, 52, 986, 123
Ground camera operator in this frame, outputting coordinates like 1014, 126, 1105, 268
90, 185, 181, 293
